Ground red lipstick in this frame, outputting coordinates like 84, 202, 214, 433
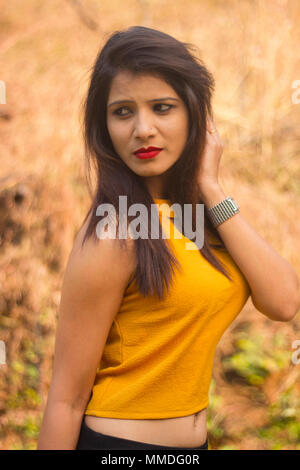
134, 146, 163, 159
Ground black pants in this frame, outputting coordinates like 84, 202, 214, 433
76, 417, 209, 450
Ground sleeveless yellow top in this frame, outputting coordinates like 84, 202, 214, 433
85, 199, 251, 419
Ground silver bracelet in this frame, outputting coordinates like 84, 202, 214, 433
207, 196, 240, 228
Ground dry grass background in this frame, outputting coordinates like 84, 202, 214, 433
0, 0, 300, 450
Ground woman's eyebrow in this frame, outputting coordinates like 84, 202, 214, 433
107, 97, 179, 108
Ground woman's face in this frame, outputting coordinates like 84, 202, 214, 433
106, 71, 189, 199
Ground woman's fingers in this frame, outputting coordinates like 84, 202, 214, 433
206, 115, 216, 133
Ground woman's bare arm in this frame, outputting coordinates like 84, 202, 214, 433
200, 183, 300, 322
37, 227, 136, 450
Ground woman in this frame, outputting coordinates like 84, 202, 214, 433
37, 26, 300, 450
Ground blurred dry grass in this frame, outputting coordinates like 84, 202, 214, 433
0, 0, 299, 450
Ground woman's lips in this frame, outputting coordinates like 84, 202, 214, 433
134, 149, 162, 159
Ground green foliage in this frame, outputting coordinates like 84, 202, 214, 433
9, 440, 24, 450
6, 388, 42, 409
222, 332, 290, 386
207, 378, 225, 440
25, 364, 39, 386
7, 416, 40, 439
218, 444, 239, 450
23, 339, 39, 363
256, 388, 300, 448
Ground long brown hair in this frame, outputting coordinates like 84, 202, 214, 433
80, 25, 233, 300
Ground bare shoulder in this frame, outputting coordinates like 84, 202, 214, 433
47, 212, 137, 412
68, 211, 137, 292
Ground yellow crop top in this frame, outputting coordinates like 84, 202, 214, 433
84, 198, 251, 419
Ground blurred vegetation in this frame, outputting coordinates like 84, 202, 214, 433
0, 0, 300, 450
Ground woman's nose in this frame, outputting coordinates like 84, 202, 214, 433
133, 114, 156, 139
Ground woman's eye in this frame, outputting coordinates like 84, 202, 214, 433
154, 103, 173, 113
113, 106, 131, 116
112, 103, 174, 117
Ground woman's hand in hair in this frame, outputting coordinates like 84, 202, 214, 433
197, 116, 224, 196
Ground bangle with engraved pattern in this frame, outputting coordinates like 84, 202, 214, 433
207, 196, 240, 228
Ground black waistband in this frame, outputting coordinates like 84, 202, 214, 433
77, 418, 208, 450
